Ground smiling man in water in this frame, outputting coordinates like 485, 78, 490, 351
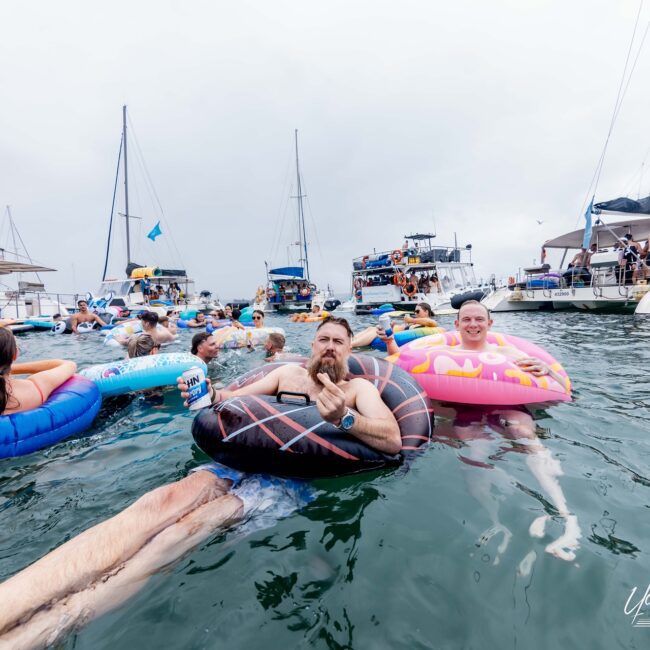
0, 317, 399, 646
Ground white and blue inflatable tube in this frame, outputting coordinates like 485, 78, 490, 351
0, 376, 101, 458
80, 352, 208, 397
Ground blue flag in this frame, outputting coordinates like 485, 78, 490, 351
147, 221, 162, 241
582, 197, 594, 249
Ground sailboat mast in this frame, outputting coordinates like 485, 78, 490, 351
123, 105, 132, 266
294, 129, 310, 282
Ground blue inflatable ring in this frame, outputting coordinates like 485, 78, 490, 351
80, 353, 208, 397
0, 376, 102, 458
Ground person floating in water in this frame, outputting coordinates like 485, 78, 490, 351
432, 300, 581, 565
70, 299, 107, 333
0, 328, 77, 414
0, 317, 399, 646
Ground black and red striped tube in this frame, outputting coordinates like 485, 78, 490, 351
192, 354, 433, 478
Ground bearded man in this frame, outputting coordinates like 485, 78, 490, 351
0, 318, 400, 646
207, 316, 400, 455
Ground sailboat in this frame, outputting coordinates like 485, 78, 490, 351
255, 130, 330, 313
0, 206, 65, 320
91, 106, 220, 316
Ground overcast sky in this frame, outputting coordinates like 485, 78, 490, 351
1, 0, 649, 300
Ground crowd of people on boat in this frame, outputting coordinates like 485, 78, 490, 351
561, 233, 650, 286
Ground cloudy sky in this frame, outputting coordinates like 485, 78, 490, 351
1, 0, 649, 300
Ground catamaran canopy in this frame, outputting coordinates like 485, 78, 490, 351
0, 261, 55, 275
269, 266, 305, 278
544, 217, 650, 249
594, 195, 650, 215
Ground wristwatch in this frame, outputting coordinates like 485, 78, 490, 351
338, 408, 356, 431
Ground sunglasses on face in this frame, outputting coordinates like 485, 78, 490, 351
253, 316, 263, 320
414, 309, 422, 314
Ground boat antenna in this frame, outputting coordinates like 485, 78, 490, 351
102, 135, 123, 281
294, 129, 309, 282
122, 105, 132, 265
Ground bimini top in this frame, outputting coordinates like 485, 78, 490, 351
269, 266, 305, 278
0, 261, 55, 275
544, 217, 650, 249
594, 195, 650, 215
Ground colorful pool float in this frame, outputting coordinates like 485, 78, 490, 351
80, 353, 207, 397
387, 331, 571, 406
0, 376, 101, 458
370, 326, 445, 352
210, 326, 285, 349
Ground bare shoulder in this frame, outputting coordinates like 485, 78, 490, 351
347, 377, 380, 396
275, 363, 306, 378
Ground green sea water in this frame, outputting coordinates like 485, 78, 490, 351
1, 311, 649, 649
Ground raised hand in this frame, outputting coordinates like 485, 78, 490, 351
515, 357, 550, 377
316, 373, 347, 424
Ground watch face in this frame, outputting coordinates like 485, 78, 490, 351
341, 411, 355, 430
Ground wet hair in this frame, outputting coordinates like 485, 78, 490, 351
457, 299, 491, 319
191, 332, 211, 355
267, 332, 285, 350
415, 302, 434, 317
316, 316, 354, 339
0, 328, 17, 413
53, 313, 61, 320
140, 311, 159, 326
231, 308, 241, 321
127, 334, 158, 358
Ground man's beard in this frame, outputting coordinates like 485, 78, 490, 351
307, 353, 349, 385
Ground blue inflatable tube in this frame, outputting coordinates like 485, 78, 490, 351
177, 319, 190, 329
0, 376, 101, 458
24, 319, 56, 330
370, 327, 444, 351
370, 303, 394, 315
80, 352, 208, 397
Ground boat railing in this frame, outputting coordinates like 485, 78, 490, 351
0, 290, 80, 319
352, 245, 470, 269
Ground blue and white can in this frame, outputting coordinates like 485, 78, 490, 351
183, 366, 211, 410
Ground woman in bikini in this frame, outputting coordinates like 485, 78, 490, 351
0, 328, 76, 414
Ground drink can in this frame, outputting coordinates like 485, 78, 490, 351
183, 366, 211, 410
378, 313, 392, 338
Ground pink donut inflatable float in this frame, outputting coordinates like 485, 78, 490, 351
387, 331, 571, 406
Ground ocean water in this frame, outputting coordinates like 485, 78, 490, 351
1, 311, 649, 648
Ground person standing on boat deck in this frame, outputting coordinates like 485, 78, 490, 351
0, 318, 399, 646
622, 234, 642, 284
191, 332, 219, 364
140, 275, 151, 303
70, 300, 107, 333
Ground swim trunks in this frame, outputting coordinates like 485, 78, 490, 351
191, 462, 315, 535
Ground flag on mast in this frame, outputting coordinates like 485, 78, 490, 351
581, 197, 594, 249
147, 221, 162, 241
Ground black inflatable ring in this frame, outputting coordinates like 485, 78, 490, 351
192, 354, 433, 478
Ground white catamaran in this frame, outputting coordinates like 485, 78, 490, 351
483, 195, 650, 314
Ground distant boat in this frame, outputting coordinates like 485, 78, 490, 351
483, 196, 650, 313
351, 232, 487, 314
92, 106, 221, 315
254, 130, 330, 313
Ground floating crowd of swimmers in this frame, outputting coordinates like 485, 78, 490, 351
0, 299, 583, 645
